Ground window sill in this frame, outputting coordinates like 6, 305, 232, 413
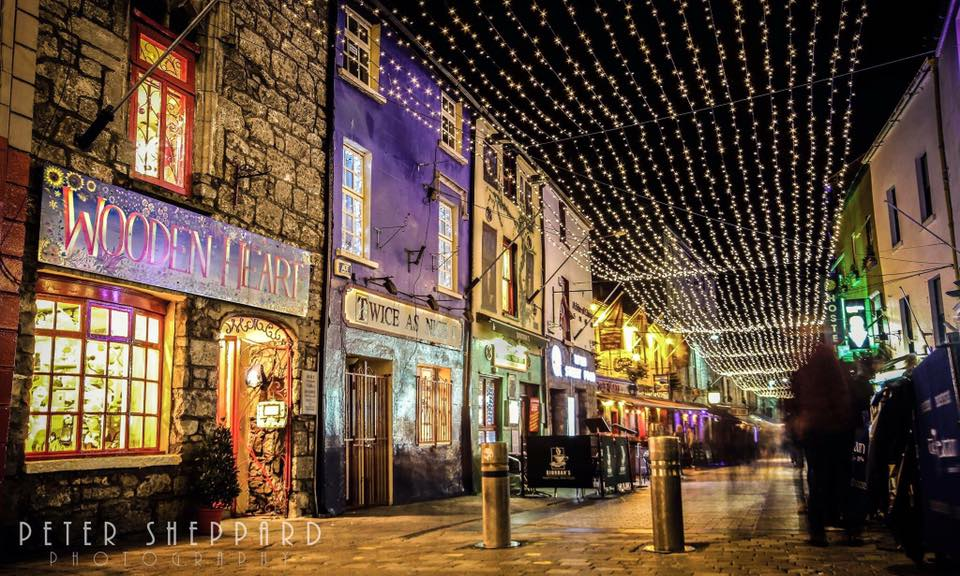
438, 142, 468, 165
436, 286, 463, 300
336, 248, 380, 270
25, 453, 181, 474
339, 68, 387, 104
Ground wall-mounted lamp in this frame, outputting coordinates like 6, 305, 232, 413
412, 294, 440, 311
365, 276, 398, 295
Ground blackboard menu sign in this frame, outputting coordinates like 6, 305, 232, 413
526, 435, 594, 488
599, 436, 632, 486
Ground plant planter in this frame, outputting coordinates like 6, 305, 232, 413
196, 507, 224, 535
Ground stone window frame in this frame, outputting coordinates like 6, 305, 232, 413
128, 10, 199, 196
415, 365, 452, 446
25, 276, 171, 461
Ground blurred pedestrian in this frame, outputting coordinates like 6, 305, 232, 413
789, 343, 856, 547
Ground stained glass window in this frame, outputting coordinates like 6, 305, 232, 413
130, 17, 195, 195
26, 292, 165, 457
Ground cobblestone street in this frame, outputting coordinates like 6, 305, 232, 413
6, 459, 951, 575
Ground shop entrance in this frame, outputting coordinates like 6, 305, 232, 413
345, 358, 392, 507
218, 317, 294, 516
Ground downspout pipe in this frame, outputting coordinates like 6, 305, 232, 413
930, 56, 960, 283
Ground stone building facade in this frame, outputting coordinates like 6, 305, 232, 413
1, 0, 331, 535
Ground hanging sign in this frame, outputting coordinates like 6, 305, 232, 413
488, 337, 529, 371
343, 287, 463, 348
38, 164, 312, 316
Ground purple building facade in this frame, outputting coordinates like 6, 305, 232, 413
320, 1, 473, 512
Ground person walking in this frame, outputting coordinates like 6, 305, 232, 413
789, 344, 857, 546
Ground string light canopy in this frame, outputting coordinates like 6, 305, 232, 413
376, 0, 867, 397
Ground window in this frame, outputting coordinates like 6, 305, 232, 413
341, 142, 369, 258
440, 93, 463, 157
501, 239, 517, 316
522, 175, 534, 214
129, 14, 196, 195
437, 201, 457, 291
524, 250, 535, 307
483, 143, 499, 188
27, 290, 165, 457
558, 202, 568, 244
560, 276, 571, 341
929, 275, 946, 346
917, 153, 933, 221
417, 366, 452, 445
899, 296, 915, 353
342, 7, 381, 93
481, 224, 497, 311
503, 151, 517, 203
887, 187, 901, 246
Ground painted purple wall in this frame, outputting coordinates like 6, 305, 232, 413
321, 1, 473, 512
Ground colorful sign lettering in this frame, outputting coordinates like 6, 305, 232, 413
343, 287, 463, 348
38, 164, 311, 316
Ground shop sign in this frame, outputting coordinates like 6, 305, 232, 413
343, 287, 462, 348
597, 379, 632, 395
526, 435, 594, 489
38, 164, 311, 316
549, 344, 596, 382
487, 337, 529, 371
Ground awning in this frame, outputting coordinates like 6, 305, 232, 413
596, 389, 712, 412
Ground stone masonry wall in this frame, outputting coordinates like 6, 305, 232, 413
2, 0, 331, 534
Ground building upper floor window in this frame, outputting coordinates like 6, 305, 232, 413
130, 13, 196, 195
558, 201, 568, 245
27, 286, 166, 458
917, 152, 933, 221
899, 296, 915, 353
929, 275, 946, 346
886, 186, 901, 247
560, 276, 571, 341
503, 150, 517, 204
341, 141, 371, 259
437, 200, 457, 291
440, 93, 464, 158
502, 239, 517, 317
416, 365, 452, 445
483, 142, 500, 189
341, 7, 382, 98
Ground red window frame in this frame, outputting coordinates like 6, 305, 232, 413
128, 11, 198, 196
25, 276, 167, 460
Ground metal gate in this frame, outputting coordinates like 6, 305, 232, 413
345, 362, 391, 507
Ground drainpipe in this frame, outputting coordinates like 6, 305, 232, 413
314, 0, 339, 517
931, 56, 960, 282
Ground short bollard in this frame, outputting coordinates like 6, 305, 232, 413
477, 442, 519, 549
643, 436, 694, 553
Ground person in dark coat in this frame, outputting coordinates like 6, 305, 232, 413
789, 343, 857, 546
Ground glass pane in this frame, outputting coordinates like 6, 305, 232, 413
85, 340, 108, 376
135, 314, 148, 341
35, 299, 55, 329
82, 377, 106, 412
106, 378, 126, 413
143, 416, 158, 448
108, 342, 129, 377
103, 415, 124, 450
135, 76, 162, 178
53, 337, 81, 373
49, 414, 76, 451
138, 34, 186, 81
34, 335, 52, 372
89, 306, 109, 335
129, 416, 143, 449
50, 375, 79, 412
56, 302, 81, 331
163, 88, 186, 187
81, 415, 103, 450
25, 414, 48, 453
131, 380, 145, 413
132, 346, 146, 379
146, 349, 160, 381
29, 375, 50, 412
145, 380, 158, 414
148, 317, 160, 344
110, 309, 129, 337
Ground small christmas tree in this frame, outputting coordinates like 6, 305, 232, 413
195, 425, 241, 509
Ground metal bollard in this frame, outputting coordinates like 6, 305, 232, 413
643, 436, 693, 553
477, 442, 518, 548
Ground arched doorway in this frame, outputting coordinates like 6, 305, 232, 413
218, 316, 294, 516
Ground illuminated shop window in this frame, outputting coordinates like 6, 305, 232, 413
437, 200, 457, 291
27, 292, 164, 457
129, 14, 196, 195
416, 366, 452, 445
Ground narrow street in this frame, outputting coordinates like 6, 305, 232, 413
10, 460, 948, 575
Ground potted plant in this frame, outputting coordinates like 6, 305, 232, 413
194, 425, 240, 533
